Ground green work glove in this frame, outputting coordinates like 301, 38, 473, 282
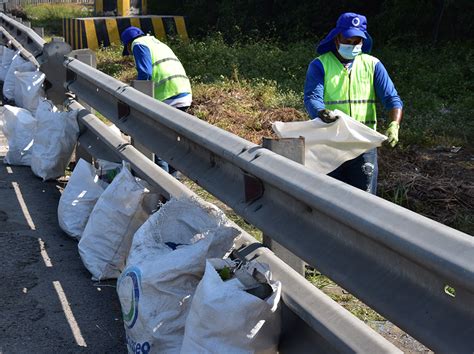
318, 109, 341, 124
386, 121, 400, 148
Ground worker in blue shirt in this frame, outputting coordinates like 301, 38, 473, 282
121, 26, 192, 175
121, 26, 192, 111
304, 12, 403, 194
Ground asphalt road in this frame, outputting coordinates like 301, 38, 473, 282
0, 131, 126, 353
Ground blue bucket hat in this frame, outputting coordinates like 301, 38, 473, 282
121, 26, 145, 56
316, 12, 373, 55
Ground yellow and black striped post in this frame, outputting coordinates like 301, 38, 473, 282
95, 0, 147, 16
63, 15, 189, 51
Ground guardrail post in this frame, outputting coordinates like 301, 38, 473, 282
69, 48, 97, 163
33, 27, 44, 37
262, 137, 306, 275
23, 21, 31, 28
131, 80, 156, 161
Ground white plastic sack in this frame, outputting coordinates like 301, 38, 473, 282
181, 260, 282, 354
58, 159, 108, 240
3, 54, 36, 101
0, 105, 36, 166
272, 109, 387, 174
0, 47, 15, 81
117, 198, 239, 354
79, 166, 157, 280
31, 99, 79, 181
14, 70, 45, 114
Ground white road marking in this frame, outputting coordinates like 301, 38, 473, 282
53, 281, 88, 347
38, 238, 53, 267
11, 182, 36, 230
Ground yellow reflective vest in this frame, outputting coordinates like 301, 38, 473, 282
317, 51, 378, 130
132, 35, 191, 102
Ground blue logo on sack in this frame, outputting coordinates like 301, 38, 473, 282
119, 266, 141, 329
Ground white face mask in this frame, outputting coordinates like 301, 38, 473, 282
337, 43, 363, 60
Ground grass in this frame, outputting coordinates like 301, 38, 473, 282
169, 35, 474, 147
23, 3, 92, 35
95, 40, 473, 235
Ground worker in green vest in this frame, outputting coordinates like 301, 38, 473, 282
304, 13, 403, 194
121, 26, 192, 174
121, 26, 192, 110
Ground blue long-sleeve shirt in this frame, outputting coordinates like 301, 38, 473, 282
132, 43, 190, 101
133, 44, 153, 80
304, 53, 403, 119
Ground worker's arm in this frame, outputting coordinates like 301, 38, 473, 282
373, 60, 403, 122
374, 61, 403, 146
303, 59, 325, 119
132, 44, 153, 80
389, 107, 403, 124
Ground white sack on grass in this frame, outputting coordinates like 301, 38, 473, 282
0, 105, 36, 166
79, 166, 157, 281
118, 198, 239, 354
58, 159, 108, 240
181, 260, 282, 354
3, 54, 36, 101
272, 109, 387, 174
31, 99, 79, 181
14, 70, 45, 114
0, 47, 15, 81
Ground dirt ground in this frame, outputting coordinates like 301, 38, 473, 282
379, 145, 474, 235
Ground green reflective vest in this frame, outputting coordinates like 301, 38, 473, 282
132, 35, 191, 102
317, 52, 378, 130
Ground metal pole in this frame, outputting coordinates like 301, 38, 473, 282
262, 137, 306, 275
131, 80, 155, 162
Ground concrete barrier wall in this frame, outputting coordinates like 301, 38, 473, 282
62, 15, 188, 50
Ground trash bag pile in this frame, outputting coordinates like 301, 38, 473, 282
0, 44, 283, 353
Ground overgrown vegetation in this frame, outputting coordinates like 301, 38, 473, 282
96, 38, 474, 235
23, 3, 92, 35
98, 36, 474, 148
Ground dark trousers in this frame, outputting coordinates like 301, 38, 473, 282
328, 148, 378, 194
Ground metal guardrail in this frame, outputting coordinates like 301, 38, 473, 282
0, 12, 44, 56
68, 99, 401, 353
1, 11, 474, 353
63, 58, 474, 353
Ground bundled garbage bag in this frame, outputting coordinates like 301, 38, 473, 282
3, 53, 36, 101
58, 159, 112, 240
14, 70, 45, 114
0, 47, 15, 81
31, 99, 79, 181
0, 105, 36, 166
117, 198, 239, 354
272, 109, 387, 174
79, 165, 158, 280
181, 259, 282, 354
